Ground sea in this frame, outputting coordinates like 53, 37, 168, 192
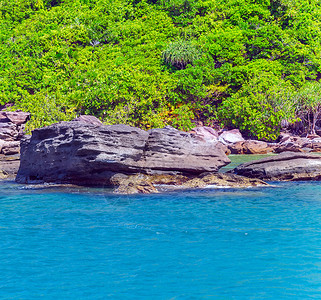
1, 155, 321, 299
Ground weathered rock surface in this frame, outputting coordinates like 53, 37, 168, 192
4, 111, 30, 125
111, 172, 268, 194
189, 126, 218, 142
0, 155, 20, 179
218, 129, 244, 145
16, 122, 231, 185
142, 126, 229, 173
229, 140, 273, 154
233, 152, 321, 181
0, 110, 30, 155
73, 115, 103, 126
2, 141, 20, 155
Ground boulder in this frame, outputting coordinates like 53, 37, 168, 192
219, 129, 244, 145
233, 152, 321, 181
4, 111, 30, 125
16, 122, 231, 185
0, 123, 19, 141
2, 141, 20, 155
189, 126, 218, 142
229, 140, 273, 154
242, 140, 273, 154
275, 141, 304, 153
228, 141, 244, 154
0, 112, 10, 123
73, 115, 103, 126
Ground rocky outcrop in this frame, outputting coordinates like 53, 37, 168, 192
16, 122, 231, 185
111, 172, 268, 194
0, 110, 30, 155
233, 152, 321, 181
143, 126, 229, 173
229, 140, 274, 154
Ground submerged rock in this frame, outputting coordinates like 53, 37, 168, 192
111, 172, 268, 194
16, 122, 230, 185
233, 152, 321, 181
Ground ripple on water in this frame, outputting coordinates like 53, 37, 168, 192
1, 181, 321, 299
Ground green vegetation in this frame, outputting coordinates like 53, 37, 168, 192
1, 0, 321, 139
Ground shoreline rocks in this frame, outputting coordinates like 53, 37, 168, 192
0, 155, 20, 179
197, 127, 321, 155
111, 172, 268, 194
0, 110, 30, 156
233, 152, 321, 181
13, 117, 321, 193
16, 121, 231, 186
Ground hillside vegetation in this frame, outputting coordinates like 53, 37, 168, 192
1, 0, 321, 140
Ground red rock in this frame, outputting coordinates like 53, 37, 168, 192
242, 140, 273, 154
228, 141, 245, 154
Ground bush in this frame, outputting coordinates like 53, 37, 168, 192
218, 74, 297, 141
162, 40, 201, 70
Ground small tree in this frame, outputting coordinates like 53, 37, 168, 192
162, 40, 200, 70
296, 81, 321, 135
218, 73, 297, 141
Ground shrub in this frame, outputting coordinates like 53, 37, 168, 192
162, 40, 201, 70
218, 74, 297, 141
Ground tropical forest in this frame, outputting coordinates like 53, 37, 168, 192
1, 0, 321, 140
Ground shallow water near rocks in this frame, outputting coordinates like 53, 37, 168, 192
2, 180, 321, 299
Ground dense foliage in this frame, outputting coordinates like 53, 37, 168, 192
1, 0, 321, 139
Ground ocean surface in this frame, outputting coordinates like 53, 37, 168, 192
2, 179, 321, 299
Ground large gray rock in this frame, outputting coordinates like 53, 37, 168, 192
233, 152, 321, 181
16, 122, 230, 185
142, 126, 228, 173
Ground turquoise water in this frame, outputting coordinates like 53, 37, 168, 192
2, 181, 321, 299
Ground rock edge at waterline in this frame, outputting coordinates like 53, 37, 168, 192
16, 120, 231, 187
111, 173, 268, 194
233, 151, 321, 181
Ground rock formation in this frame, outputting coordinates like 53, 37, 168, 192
0, 110, 30, 156
111, 172, 268, 194
233, 152, 321, 181
228, 140, 274, 155
218, 129, 244, 145
16, 121, 231, 185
